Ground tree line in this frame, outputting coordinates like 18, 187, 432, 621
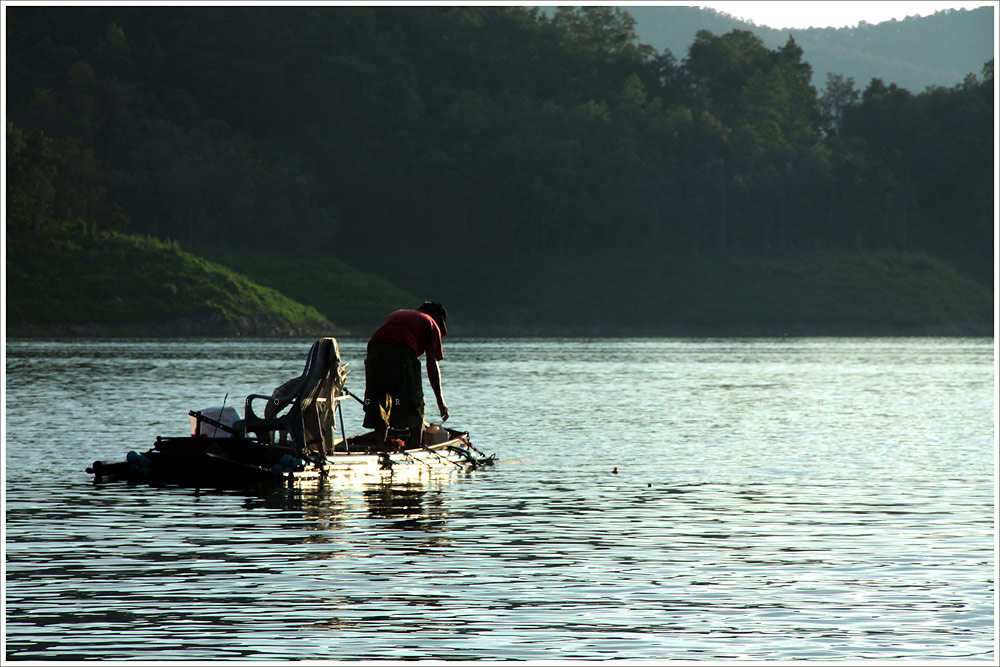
5, 6, 994, 280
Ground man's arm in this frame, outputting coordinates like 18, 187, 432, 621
426, 356, 449, 422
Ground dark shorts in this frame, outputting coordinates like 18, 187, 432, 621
362, 343, 424, 432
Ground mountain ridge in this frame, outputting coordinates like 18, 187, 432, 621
625, 5, 994, 91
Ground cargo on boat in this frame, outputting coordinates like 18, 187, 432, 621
87, 337, 494, 488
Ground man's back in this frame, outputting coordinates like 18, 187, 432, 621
368, 309, 443, 361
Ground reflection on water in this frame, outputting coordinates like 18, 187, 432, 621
4, 337, 994, 660
241, 478, 453, 535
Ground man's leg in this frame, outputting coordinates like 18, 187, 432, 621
387, 348, 424, 449
387, 400, 423, 450
362, 346, 391, 449
403, 405, 425, 450
373, 422, 388, 449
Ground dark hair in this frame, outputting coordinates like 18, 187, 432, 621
418, 302, 448, 336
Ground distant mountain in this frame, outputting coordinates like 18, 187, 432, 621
624, 5, 994, 92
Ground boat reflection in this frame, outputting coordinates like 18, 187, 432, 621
234, 473, 458, 543
364, 482, 449, 532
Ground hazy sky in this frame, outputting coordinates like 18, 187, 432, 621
693, 1, 994, 29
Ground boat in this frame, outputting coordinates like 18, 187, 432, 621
86, 337, 494, 488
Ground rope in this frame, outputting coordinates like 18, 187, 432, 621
400, 449, 433, 468
458, 434, 487, 457
421, 444, 464, 467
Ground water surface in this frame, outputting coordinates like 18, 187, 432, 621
4, 337, 994, 660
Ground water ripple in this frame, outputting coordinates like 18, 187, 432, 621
5, 337, 994, 660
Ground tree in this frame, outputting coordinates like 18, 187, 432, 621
6, 121, 126, 237
819, 73, 860, 136
684, 30, 819, 147
6, 122, 59, 236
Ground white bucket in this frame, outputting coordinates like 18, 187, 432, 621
190, 406, 241, 437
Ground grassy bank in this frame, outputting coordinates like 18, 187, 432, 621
6, 232, 334, 336
405, 250, 994, 336
211, 250, 417, 332
6, 235, 992, 338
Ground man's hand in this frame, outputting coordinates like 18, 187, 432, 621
438, 397, 450, 422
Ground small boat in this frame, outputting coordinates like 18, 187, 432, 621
86, 337, 494, 488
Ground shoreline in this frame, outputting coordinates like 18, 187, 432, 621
4, 318, 344, 339
6, 320, 994, 339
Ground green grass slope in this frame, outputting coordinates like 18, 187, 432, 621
7, 236, 991, 337
420, 250, 994, 336
212, 250, 418, 333
6, 232, 334, 336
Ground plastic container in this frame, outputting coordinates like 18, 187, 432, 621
422, 423, 448, 445
190, 406, 241, 437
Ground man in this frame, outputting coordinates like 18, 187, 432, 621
363, 302, 449, 450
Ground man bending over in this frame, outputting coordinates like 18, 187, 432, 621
363, 302, 449, 450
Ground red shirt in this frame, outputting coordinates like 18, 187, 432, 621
368, 310, 444, 361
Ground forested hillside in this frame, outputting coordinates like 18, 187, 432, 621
626, 5, 994, 93
5, 6, 994, 334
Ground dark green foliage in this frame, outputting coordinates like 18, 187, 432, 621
5, 6, 993, 334
6, 121, 126, 237
424, 251, 992, 335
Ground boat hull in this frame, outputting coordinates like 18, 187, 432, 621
87, 430, 491, 489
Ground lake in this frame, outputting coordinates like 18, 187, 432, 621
4, 337, 995, 660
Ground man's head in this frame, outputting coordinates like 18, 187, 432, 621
418, 302, 448, 336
